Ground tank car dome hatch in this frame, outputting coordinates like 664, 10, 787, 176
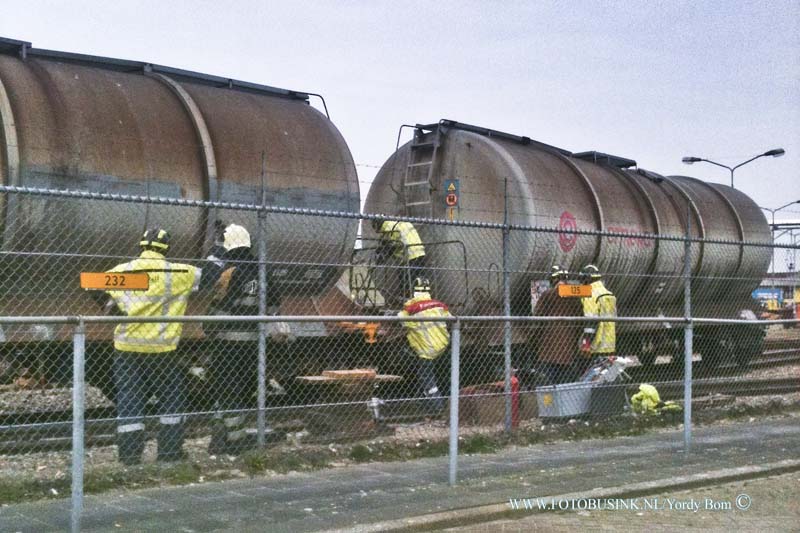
0, 37, 359, 323
364, 119, 772, 319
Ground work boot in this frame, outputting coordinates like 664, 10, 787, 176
208, 415, 228, 455
157, 418, 185, 462
117, 430, 145, 466
424, 386, 445, 416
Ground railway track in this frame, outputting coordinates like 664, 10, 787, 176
1, 348, 799, 454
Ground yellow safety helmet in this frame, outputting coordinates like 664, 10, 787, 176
580, 264, 601, 283
413, 277, 431, 295
139, 228, 170, 252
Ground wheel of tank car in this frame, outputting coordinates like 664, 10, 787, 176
732, 328, 763, 369
637, 338, 657, 368
731, 311, 765, 369
694, 334, 724, 376
666, 338, 684, 367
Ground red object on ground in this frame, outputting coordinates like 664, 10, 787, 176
511, 375, 520, 428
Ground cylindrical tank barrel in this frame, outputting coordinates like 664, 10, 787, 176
0, 40, 359, 326
364, 121, 771, 318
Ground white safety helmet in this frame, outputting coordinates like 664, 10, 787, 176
222, 224, 251, 251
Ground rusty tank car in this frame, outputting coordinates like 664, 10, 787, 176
0, 37, 361, 400
363, 120, 772, 370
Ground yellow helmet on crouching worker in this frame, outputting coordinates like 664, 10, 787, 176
139, 228, 170, 252
580, 264, 601, 284
413, 277, 432, 297
222, 224, 251, 251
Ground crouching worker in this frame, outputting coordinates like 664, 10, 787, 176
205, 223, 289, 455
398, 277, 451, 415
103, 228, 204, 465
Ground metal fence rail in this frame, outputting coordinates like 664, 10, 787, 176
0, 185, 798, 531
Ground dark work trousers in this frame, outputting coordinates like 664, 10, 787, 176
208, 340, 258, 454
113, 351, 186, 464
414, 353, 444, 414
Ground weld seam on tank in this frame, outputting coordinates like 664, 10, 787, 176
692, 179, 746, 279
660, 176, 706, 276
609, 165, 662, 299
0, 72, 21, 244
146, 71, 219, 249
477, 134, 535, 271
552, 152, 605, 263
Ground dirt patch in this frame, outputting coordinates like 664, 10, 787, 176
1, 394, 798, 504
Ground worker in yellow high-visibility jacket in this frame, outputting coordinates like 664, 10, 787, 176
372, 218, 426, 298
398, 277, 451, 414
579, 265, 617, 359
103, 228, 204, 465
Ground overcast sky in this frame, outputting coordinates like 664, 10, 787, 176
2, 0, 798, 228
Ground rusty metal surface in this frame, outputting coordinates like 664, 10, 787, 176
0, 42, 359, 321
364, 121, 771, 319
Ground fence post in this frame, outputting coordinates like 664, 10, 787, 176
71, 319, 86, 533
502, 178, 512, 432
448, 319, 461, 486
683, 207, 693, 454
257, 152, 268, 448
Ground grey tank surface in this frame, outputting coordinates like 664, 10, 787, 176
0, 37, 359, 334
364, 120, 771, 319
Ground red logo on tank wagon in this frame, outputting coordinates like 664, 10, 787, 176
558, 211, 578, 252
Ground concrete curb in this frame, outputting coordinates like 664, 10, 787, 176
324, 459, 800, 532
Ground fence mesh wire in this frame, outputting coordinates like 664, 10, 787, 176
0, 185, 798, 504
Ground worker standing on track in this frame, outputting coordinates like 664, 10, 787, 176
204, 223, 289, 455
398, 277, 451, 415
532, 266, 585, 385
103, 228, 203, 465
371, 218, 426, 298
579, 264, 617, 362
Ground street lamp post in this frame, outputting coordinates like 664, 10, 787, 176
760, 201, 800, 313
792, 232, 799, 319
682, 148, 785, 189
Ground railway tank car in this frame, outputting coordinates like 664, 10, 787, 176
0, 38, 360, 396
363, 120, 772, 369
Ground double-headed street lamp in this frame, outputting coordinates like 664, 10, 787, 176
760, 200, 800, 276
682, 148, 785, 189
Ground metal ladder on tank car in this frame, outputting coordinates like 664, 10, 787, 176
402, 126, 442, 218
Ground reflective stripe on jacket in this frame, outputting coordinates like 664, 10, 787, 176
380, 221, 425, 261
581, 281, 617, 354
107, 250, 201, 353
398, 292, 451, 360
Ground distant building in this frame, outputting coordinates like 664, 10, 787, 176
755, 272, 800, 315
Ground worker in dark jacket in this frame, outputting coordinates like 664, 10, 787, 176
532, 266, 584, 385
205, 223, 288, 454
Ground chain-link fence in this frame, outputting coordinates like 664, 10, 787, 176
0, 184, 798, 530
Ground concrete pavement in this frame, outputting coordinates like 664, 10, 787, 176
1, 415, 798, 532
